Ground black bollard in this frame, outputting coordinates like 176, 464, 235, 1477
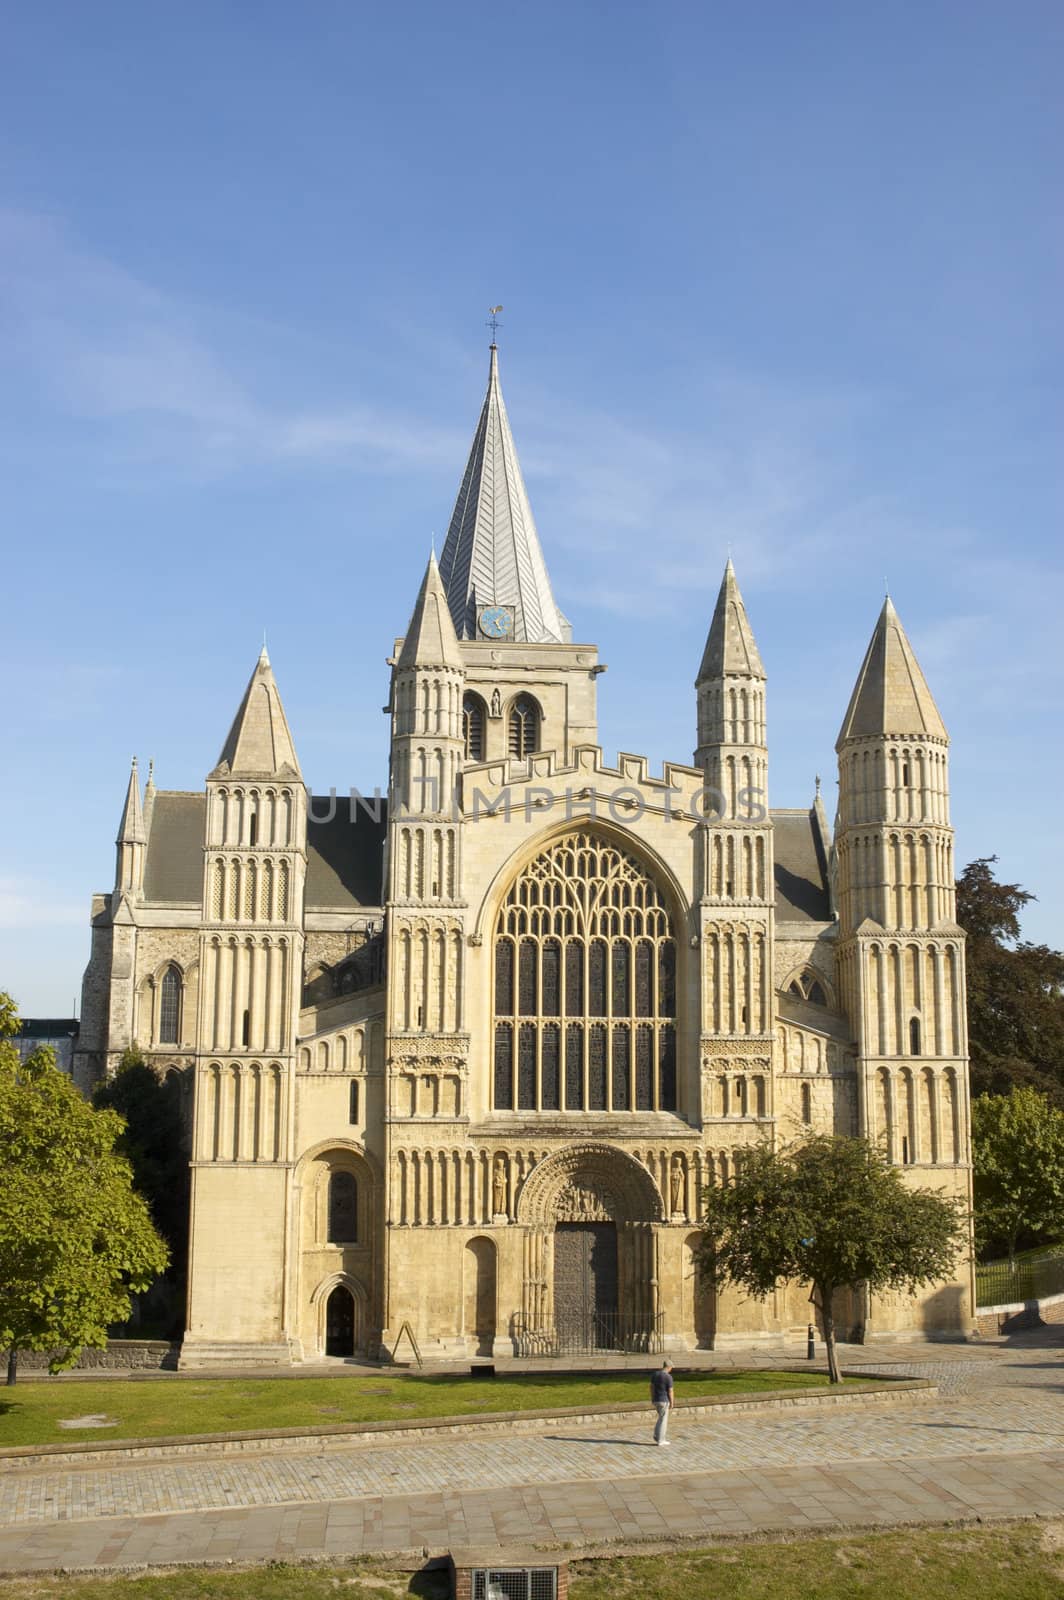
806, 1323, 815, 1360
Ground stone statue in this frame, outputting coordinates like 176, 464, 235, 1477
492, 1155, 507, 1216
490, 687, 502, 718
670, 1156, 684, 1214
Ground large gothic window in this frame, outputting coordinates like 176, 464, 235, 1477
493, 831, 677, 1112
158, 965, 181, 1045
508, 695, 540, 758
463, 693, 485, 761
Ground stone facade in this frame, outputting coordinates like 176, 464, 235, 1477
75, 347, 976, 1364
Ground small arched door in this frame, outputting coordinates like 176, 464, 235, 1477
325, 1286, 355, 1357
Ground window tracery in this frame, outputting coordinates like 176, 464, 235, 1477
493, 831, 677, 1112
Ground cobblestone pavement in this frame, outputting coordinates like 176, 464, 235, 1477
1, 1335, 1062, 1573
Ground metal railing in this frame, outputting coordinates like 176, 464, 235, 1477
975, 1249, 1064, 1309
513, 1310, 665, 1357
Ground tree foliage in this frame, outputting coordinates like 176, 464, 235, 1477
958, 858, 1064, 1104
93, 1046, 191, 1287
972, 1086, 1064, 1264
696, 1135, 966, 1382
0, 996, 168, 1382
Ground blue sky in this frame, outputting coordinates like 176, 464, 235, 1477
1, 1, 1061, 1014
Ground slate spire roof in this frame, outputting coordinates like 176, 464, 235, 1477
836, 597, 947, 747
397, 552, 464, 670
696, 559, 765, 682
439, 345, 571, 644
212, 647, 302, 778
116, 757, 146, 845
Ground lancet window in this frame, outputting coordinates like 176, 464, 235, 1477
463, 693, 485, 762
158, 965, 181, 1045
493, 830, 677, 1113
508, 695, 540, 758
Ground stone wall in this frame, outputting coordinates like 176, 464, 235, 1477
18, 1340, 178, 1372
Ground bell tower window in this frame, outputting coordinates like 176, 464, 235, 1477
508, 695, 540, 758
463, 693, 485, 761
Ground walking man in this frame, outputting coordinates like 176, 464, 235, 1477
650, 1359, 673, 1446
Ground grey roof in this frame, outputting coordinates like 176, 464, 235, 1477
772, 808, 831, 922
143, 794, 206, 903
305, 799, 387, 909
837, 598, 947, 746
697, 559, 765, 682
140, 791, 386, 910
439, 346, 571, 644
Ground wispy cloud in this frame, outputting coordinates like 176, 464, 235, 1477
0, 878, 84, 930
1, 209, 465, 474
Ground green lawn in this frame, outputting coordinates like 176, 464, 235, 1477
0, 1525, 1057, 1600
571, 1524, 1063, 1600
0, 1368, 851, 1449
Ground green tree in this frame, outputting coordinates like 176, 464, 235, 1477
696, 1135, 965, 1383
0, 996, 168, 1384
972, 1087, 1064, 1266
93, 1046, 191, 1294
958, 858, 1064, 1103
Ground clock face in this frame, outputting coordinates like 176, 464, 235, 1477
478, 604, 515, 640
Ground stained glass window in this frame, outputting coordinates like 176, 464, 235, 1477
565, 1023, 584, 1110
589, 1023, 607, 1109
159, 966, 181, 1044
495, 939, 514, 1016
611, 1026, 630, 1110
541, 1024, 560, 1110
518, 1024, 537, 1109
541, 939, 560, 1016
518, 938, 537, 1015
494, 1024, 513, 1110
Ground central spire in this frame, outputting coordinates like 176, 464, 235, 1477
439, 346, 571, 644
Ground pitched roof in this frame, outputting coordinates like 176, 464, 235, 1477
836, 598, 947, 746
439, 346, 571, 644
115, 758, 146, 845
140, 792, 387, 910
697, 560, 765, 682
397, 553, 463, 670
772, 807, 832, 922
212, 648, 302, 778
143, 793, 207, 903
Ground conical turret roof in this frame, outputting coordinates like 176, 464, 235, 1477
697, 559, 765, 682
836, 598, 947, 747
397, 552, 464, 670
439, 346, 570, 644
116, 757, 146, 845
212, 647, 302, 777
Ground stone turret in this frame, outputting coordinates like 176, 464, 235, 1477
695, 560, 768, 819
114, 757, 147, 899
833, 598, 972, 1334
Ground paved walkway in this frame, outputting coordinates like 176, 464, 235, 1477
1, 1332, 1062, 1573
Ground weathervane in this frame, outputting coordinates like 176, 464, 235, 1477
487, 304, 503, 343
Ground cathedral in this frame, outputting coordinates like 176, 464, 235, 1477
76, 345, 975, 1363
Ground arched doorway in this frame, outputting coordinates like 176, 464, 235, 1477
325, 1286, 355, 1356
515, 1142, 665, 1354
464, 1238, 497, 1355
